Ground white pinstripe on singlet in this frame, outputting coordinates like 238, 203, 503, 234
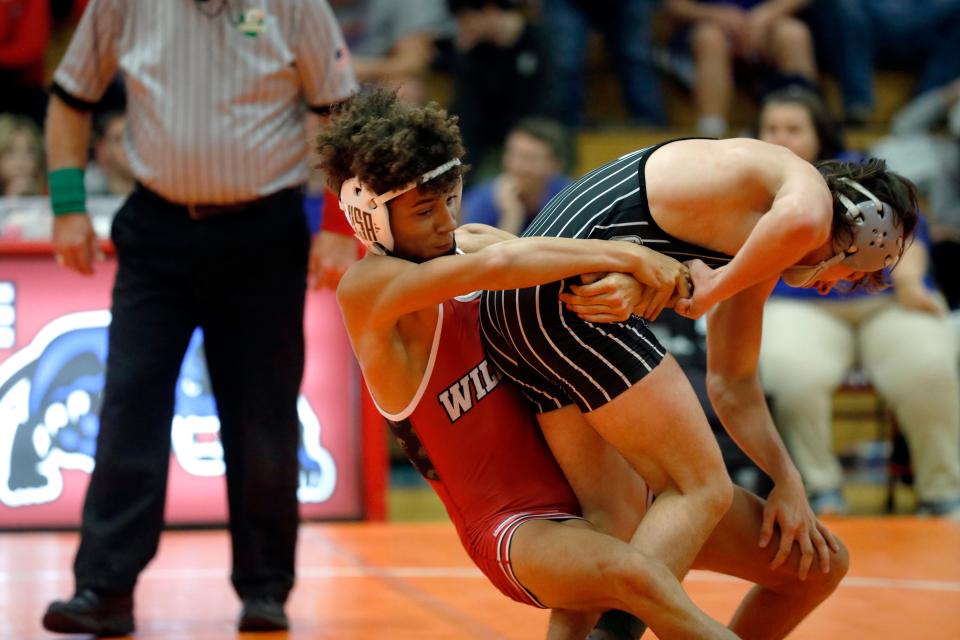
53, 0, 357, 204
480, 141, 734, 412
523, 143, 735, 263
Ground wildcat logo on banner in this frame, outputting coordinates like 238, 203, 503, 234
0, 311, 337, 510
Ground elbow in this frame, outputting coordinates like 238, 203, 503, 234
705, 372, 729, 413
480, 243, 516, 285
706, 370, 748, 416
778, 202, 831, 250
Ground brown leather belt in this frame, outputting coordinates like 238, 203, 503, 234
137, 184, 303, 220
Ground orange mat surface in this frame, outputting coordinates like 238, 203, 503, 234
3, 518, 957, 639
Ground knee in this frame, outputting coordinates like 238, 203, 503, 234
770, 18, 814, 57
758, 353, 832, 401
683, 472, 735, 524
583, 477, 650, 542
808, 536, 850, 597
705, 475, 735, 520
604, 552, 673, 610
881, 364, 959, 406
778, 535, 850, 598
691, 22, 731, 58
584, 500, 646, 543
830, 538, 851, 587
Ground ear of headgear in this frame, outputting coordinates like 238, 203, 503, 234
833, 177, 904, 271
338, 159, 462, 255
782, 177, 904, 287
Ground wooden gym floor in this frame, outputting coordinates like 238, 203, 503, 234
1, 517, 957, 639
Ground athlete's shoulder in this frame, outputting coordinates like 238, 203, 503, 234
335, 254, 405, 313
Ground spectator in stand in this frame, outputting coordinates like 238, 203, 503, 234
446, 0, 552, 180
330, 0, 450, 104
461, 116, 572, 235
869, 77, 960, 310
665, 0, 818, 137
540, 0, 666, 128
85, 111, 134, 198
756, 87, 960, 518
807, 0, 960, 127
0, 114, 45, 197
0, 0, 51, 128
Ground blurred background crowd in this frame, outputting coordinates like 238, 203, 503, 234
2, 0, 959, 519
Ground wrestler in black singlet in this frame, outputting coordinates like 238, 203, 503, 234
480, 139, 732, 413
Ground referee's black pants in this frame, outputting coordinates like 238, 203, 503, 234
73, 185, 309, 603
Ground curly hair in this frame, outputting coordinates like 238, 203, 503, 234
315, 87, 465, 197
815, 157, 920, 291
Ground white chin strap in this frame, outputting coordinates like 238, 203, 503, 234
781, 252, 846, 288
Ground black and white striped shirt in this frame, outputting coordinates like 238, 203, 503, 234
54, 0, 357, 204
523, 141, 732, 268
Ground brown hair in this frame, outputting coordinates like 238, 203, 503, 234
510, 116, 574, 173
815, 157, 920, 291
760, 86, 845, 162
315, 87, 466, 197
0, 114, 46, 195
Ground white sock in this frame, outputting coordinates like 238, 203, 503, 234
697, 115, 727, 138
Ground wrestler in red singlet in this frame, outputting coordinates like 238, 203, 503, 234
375, 292, 581, 607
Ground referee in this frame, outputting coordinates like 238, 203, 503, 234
42, 0, 357, 635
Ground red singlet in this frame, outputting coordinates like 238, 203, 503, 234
375, 293, 581, 606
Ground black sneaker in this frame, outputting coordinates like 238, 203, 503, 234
239, 596, 288, 632
588, 609, 647, 640
42, 589, 134, 637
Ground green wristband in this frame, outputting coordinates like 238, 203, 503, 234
49, 168, 86, 216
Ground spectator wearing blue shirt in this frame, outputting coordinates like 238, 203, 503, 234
462, 116, 572, 234
755, 87, 960, 518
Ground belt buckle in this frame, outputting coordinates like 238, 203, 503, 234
187, 203, 218, 220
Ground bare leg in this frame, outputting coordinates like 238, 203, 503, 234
691, 21, 733, 136
766, 17, 817, 80
694, 487, 849, 639
537, 405, 648, 542
511, 519, 739, 640
538, 407, 650, 639
584, 356, 734, 580
547, 610, 598, 640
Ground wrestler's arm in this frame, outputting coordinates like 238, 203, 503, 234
338, 237, 685, 330
705, 281, 838, 573
454, 223, 517, 253
708, 160, 832, 301
655, 140, 833, 316
704, 279, 796, 482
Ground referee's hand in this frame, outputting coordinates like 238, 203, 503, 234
309, 230, 359, 290
52, 213, 102, 275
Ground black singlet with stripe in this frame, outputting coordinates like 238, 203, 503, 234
523, 139, 732, 267
480, 139, 733, 414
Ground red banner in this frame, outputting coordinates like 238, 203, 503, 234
0, 251, 365, 527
